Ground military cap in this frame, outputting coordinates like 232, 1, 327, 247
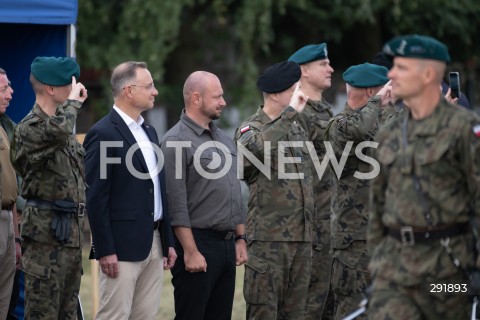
383, 34, 450, 63
257, 61, 301, 94
343, 63, 389, 88
31, 56, 80, 86
288, 43, 328, 65
372, 52, 393, 70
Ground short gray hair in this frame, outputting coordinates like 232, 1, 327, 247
111, 61, 147, 98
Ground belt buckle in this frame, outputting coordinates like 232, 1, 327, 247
77, 203, 86, 217
400, 226, 415, 246
224, 231, 234, 240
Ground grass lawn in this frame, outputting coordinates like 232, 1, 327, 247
80, 247, 246, 320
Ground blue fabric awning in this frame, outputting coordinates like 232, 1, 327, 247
0, 0, 78, 122
0, 0, 77, 25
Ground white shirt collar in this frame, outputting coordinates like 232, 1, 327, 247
113, 105, 145, 127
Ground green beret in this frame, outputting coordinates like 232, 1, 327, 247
383, 34, 450, 63
31, 56, 80, 86
343, 63, 389, 88
288, 43, 328, 65
257, 61, 301, 94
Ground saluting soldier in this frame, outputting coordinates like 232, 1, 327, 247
287, 43, 336, 319
11, 57, 87, 319
235, 61, 313, 320
325, 63, 392, 319
368, 35, 480, 319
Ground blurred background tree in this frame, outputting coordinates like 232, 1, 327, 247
76, 0, 480, 132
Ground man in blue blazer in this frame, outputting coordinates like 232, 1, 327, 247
84, 61, 176, 319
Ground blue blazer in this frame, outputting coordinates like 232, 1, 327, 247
84, 109, 174, 261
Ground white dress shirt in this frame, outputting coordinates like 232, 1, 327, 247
113, 105, 163, 221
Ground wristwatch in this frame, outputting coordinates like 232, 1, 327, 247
235, 234, 248, 242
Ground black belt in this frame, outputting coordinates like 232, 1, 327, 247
388, 223, 469, 246
26, 199, 86, 217
191, 228, 235, 240
2, 203, 14, 211
153, 220, 161, 230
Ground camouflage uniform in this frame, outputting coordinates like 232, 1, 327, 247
379, 101, 405, 126
368, 100, 480, 319
11, 100, 85, 320
297, 98, 335, 319
235, 106, 314, 320
325, 97, 399, 319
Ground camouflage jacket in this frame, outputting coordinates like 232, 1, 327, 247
11, 100, 85, 247
379, 100, 405, 125
368, 99, 480, 285
325, 97, 385, 249
296, 99, 332, 249
296, 98, 333, 220
235, 106, 314, 242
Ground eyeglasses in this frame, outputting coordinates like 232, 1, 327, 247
0, 81, 11, 94
124, 83, 156, 91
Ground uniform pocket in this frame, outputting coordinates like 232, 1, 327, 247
22, 255, 51, 313
415, 137, 450, 166
331, 258, 356, 297
243, 254, 272, 305
22, 257, 51, 280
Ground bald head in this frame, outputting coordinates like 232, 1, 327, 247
183, 71, 218, 106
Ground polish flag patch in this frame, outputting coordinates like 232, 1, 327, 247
474, 124, 480, 137
240, 126, 250, 134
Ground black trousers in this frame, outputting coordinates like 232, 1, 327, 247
172, 229, 236, 320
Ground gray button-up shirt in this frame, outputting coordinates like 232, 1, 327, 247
161, 111, 245, 231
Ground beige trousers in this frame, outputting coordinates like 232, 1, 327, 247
95, 230, 164, 320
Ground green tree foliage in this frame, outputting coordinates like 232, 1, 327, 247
77, 0, 480, 122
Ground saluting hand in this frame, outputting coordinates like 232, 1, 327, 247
377, 80, 393, 107
68, 76, 88, 103
289, 82, 309, 113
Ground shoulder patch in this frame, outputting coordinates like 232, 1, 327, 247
473, 124, 480, 137
238, 129, 255, 145
240, 125, 251, 134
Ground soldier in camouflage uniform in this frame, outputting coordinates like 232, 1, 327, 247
10, 57, 88, 320
325, 63, 393, 319
287, 43, 335, 320
235, 61, 313, 320
368, 35, 480, 319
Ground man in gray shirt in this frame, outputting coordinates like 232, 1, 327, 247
161, 71, 247, 320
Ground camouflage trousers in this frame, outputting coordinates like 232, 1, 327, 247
21, 238, 82, 320
368, 275, 470, 320
305, 218, 334, 320
244, 241, 312, 320
331, 240, 371, 320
